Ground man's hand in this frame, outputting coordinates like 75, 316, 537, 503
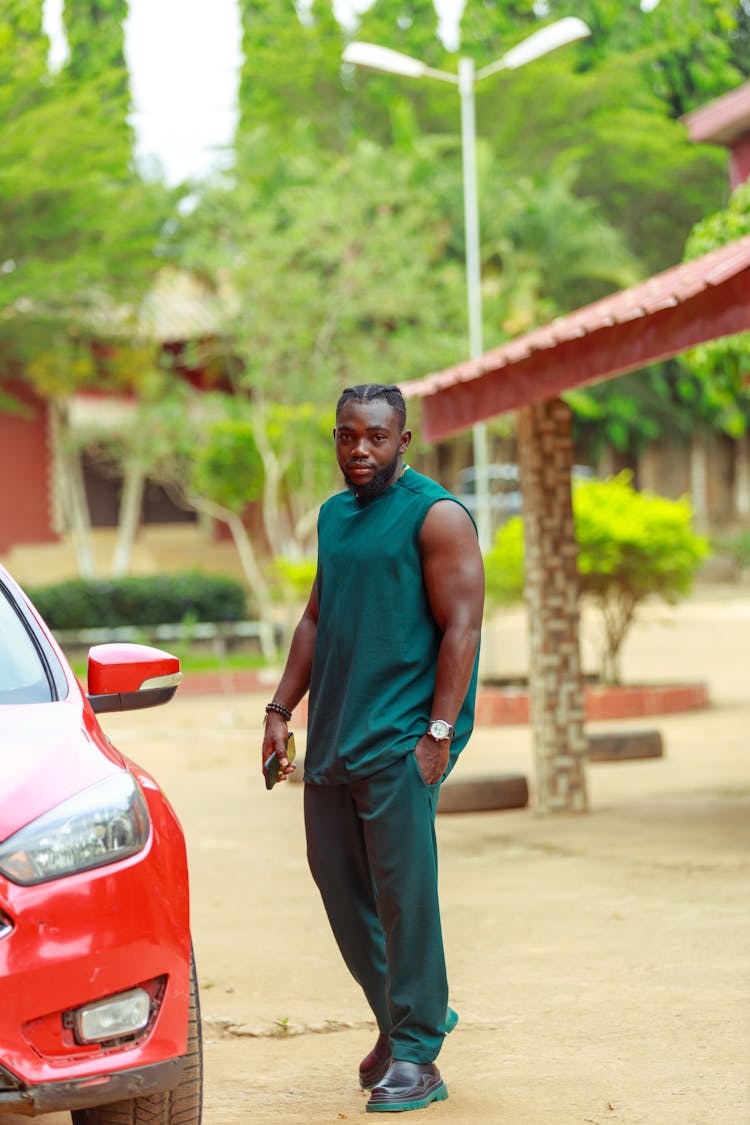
261, 713, 296, 784
414, 734, 450, 786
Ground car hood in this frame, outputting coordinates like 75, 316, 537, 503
0, 700, 123, 843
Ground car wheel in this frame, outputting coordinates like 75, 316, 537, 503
71, 947, 203, 1125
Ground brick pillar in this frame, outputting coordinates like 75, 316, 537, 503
518, 398, 588, 813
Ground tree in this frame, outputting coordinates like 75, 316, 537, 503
681, 180, 750, 436
485, 473, 708, 683
0, 6, 176, 574
177, 134, 468, 558
62, 0, 133, 160
236, 0, 345, 148
346, 0, 453, 144
575, 473, 708, 681
63, 0, 129, 88
470, 53, 727, 276
5, 0, 46, 49
536, 0, 749, 114
479, 162, 640, 333
92, 388, 327, 654
568, 361, 699, 475
357, 0, 442, 60
678, 180, 750, 522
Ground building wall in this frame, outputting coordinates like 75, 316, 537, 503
0, 381, 57, 553
638, 432, 736, 527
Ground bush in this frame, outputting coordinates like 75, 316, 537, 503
484, 473, 709, 683
484, 517, 525, 605
272, 557, 317, 601
27, 572, 249, 631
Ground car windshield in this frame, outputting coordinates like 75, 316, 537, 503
0, 589, 55, 704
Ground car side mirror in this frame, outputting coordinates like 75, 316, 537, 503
87, 643, 182, 714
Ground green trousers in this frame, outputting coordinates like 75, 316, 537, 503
304, 750, 449, 1064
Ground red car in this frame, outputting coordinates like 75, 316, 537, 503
0, 565, 202, 1123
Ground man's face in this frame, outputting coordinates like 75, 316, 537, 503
334, 400, 411, 497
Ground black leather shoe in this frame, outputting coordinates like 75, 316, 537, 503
366, 1060, 448, 1113
359, 1032, 392, 1089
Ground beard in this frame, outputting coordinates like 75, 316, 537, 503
343, 450, 402, 499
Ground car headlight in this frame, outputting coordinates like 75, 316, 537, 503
0, 773, 150, 886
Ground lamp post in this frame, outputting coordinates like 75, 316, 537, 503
343, 17, 591, 551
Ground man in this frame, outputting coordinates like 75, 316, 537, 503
261, 383, 484, 1114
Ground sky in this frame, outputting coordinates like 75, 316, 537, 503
42, 0, 462, 186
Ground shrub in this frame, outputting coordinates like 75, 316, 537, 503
484, 517, 525, 605
27, 572, 248, 631
484, 473, 709, 683
575, 474, 708, 681
272, 557, 317, 601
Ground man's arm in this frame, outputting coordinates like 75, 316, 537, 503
261, 577, 319, 783
416, 500, 485, 783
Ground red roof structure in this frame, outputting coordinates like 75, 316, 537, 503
402, 234, 750, 441
683, 80, 750, 189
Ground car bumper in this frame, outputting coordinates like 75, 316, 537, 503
0, 768, 191, 1090
0, 1053, 190, 1116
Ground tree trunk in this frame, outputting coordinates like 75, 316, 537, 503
733, 433, 750, 522
250, 407, 288, 559
189, 496, 277, 662
112, 461, 145, 577
518, 398, 588, 814
51, 400, 95, 578
689, 432, 709, 532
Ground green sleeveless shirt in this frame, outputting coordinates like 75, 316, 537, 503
304, 468, 480, 785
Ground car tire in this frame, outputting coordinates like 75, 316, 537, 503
71, 946, 203, 1125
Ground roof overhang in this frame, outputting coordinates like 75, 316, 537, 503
683, 81, 750, 146
401, 235, 750, 441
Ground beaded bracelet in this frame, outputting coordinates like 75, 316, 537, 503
265, 701, 292, 722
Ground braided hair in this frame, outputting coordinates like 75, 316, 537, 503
336, 384, 406, 431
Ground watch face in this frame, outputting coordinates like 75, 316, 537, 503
429, 720, 453, 741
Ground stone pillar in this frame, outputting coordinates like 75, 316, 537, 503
518, 398, 588, 813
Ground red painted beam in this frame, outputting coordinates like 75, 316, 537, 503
416, 268, 750, 441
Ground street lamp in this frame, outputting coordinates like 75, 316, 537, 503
343, 17, 591, 551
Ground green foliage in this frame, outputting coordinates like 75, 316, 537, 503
62, 0, 133, 160
239, 0, 731, 279
6, 0, 747, 569
191, 418, 264, 514
481, 55, 727, 276
180, 136, 470, 396
357, 0, 442, 62
458, 0, 540, 61
484, 516, 524, 606
484, 474, 709, 682
679, 181, 750, 437
527, 0, 748, 113
575, 473, 709, 682
264, 402, 339, 544
182, 132, 636, 406
568, 362, 694, 461
63, 0, 129, 86
574, 473, 708, 598
0, 9, 175, 387
237, 0, 345, 148
481, 163, 639, 332
28, 572, 249, 631
273, 556, 317, 600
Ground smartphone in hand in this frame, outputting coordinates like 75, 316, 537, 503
264, 732, 296, 790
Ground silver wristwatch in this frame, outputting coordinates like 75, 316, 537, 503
426, 719, 455, 742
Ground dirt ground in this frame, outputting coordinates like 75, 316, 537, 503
14, 587, 750, 1125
